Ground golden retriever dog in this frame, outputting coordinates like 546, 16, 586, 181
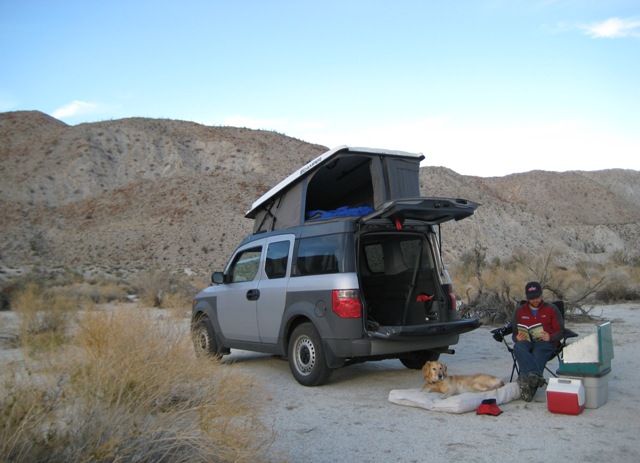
421, 361, 504, 397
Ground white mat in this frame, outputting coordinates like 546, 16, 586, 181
388, 381, 521, 414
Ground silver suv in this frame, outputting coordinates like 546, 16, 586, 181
191, 146, 480, 386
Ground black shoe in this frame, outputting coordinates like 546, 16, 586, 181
518, 375, 533, 402
528, 373, 546, 389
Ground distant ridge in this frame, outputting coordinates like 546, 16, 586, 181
1, 110, 638, 276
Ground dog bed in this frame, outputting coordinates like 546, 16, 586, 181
388, 381, 521, 414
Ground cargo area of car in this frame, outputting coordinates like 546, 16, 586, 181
357, 231, 447, 329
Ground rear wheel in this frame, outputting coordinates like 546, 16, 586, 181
288, 323, 333, 387
399, 350, 441, 369
192, 315, 223, 359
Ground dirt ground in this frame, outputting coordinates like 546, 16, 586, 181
1, 303, 639, 462
222, 303, 640, 463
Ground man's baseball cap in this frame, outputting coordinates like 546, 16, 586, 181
525, 281, 542, 299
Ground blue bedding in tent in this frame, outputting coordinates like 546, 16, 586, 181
306, 206, 374, 221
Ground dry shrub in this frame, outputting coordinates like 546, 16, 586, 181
160, 291, 192, 319
451, 248, 640, 323
11, 283, 78, 353
595, 267, 640, 302
1, 308, 273, 463
50, 281, 128, 304
134, 271, 195, 309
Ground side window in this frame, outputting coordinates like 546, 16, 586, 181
400, 238, 433, 270
265, 240, 290, 279
360, 234, 433, 275
363, 243, 384, 274
229, 247, 262, 283
295, 234, 342, 276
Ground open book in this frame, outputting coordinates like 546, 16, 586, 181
517, 323, 544, 342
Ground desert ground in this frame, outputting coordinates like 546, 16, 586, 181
220, 303, 640, 463
1, 303, 638, 463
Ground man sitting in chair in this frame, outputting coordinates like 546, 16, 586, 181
513, 281, 565, 402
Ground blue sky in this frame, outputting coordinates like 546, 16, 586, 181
1, 0, 639, 177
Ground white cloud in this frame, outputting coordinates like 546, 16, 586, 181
581, 17, 640, 38
52, 100, 99, 119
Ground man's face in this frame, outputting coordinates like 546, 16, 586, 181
528, 296, 542, 308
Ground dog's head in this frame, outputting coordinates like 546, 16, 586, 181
422, 361, 447, 383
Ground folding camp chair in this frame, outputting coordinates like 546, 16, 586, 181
490, 301, 578, 382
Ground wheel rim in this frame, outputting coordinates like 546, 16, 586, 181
294, 336, 316, 376
195, 326, 210, 352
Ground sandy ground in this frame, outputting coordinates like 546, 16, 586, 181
222, 303, 640, 463
2, 304, 639, 462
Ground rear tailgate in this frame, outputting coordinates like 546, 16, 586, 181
369, 318, 481, 340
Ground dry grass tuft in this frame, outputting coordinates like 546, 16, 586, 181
134, 271, 195, 309
11, 283, 78, 354
1, 307, 273, 462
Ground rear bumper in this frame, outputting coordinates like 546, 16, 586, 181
323, 318, 481, 368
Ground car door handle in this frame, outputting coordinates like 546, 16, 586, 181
246, 289, 260, 301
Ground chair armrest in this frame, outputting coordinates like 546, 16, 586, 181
490, 323, 513, 342
563, 328, 579, 339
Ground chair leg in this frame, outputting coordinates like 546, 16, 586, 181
510, 351, 519, 382
510, 362, 518, 382
545, 362, 558, 378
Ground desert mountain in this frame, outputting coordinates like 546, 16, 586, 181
1, 110, 639, 279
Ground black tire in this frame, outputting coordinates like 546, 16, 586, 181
399, 350, 441, 370
288, 323, 333, 387
192, 315, 222, 359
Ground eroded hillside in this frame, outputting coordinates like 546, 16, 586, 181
1, 110, 639, 278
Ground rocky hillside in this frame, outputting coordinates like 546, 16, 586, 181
1, 110, 639, 280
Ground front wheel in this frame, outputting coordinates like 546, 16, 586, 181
192, 315, 223, 359
288, 323, 333, 387
399, 350, 441, 369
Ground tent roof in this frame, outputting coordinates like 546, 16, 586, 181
245, 146, 424, 218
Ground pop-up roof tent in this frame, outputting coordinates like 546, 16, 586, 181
246, 146, 425, 233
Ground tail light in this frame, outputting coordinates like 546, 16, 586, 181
332, 289, 362, 318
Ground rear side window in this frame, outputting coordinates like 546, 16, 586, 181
361, 234, 433, 275
265, 240, 290, 279
229, 247, 262, 282
294, 234, 345, 276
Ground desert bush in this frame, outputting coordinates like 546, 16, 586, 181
0, 272, 49, 311
50, 281, 128, 304
449, 248, 632, 323
11, 283, 78, 353
595, 267, 640, 302
1, 268, 111, 311
134, 271, 195, 308
0, 308, 273, 463
160, 291, 192, 319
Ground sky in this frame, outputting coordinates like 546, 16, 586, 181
1, 0, 639, 177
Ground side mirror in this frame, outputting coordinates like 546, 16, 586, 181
212, 272, 225, 284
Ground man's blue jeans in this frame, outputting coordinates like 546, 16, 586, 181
513, 340, 557, 377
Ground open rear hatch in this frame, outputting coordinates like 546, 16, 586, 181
358, 197, 478, 226
358, 196, 481, 340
